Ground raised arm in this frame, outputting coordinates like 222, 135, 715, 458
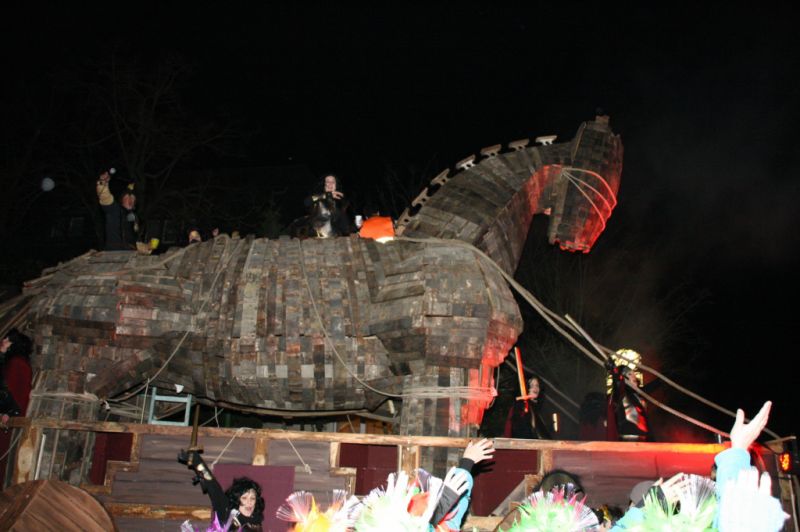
715, 401, 772, 501
96, 172, 114, 206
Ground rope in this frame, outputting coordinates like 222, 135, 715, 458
502, 359, 580, 425
28, 391, 99, 402
502, 359, 580, 410
297, 239, 501, 403
396, 235, 781, 440
140, 383, 149, 423
0, 429, 23, 464
402, 385, 496, 401
632, 383, 729, 439
111, 237, 245, 403
283, 433, 312, 474
200, 407, 223, 428
35, 248, 191, 322
296, 240, 400, 399
0, 298, 33, 340
565, 314, 779, 439
619, 353, 780, 440
93, 246, 190, 277
561, 167, 618, 208
561, 171, 610, 231
211, 427, 245, 468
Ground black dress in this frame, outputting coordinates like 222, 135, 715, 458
506, 399, 551, 439
199, 475, 262, 530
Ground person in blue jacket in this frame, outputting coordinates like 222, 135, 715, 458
611, 401, 784, 531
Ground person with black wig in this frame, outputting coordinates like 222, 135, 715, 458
504, 375, 551, 439
303, 174, 353, 236
179, 449, 265, 531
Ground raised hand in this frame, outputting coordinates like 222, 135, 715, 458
462, 438, 495, 465
443, 468, 471, 496
730, 401, 771, 450
718, 467, 788, 531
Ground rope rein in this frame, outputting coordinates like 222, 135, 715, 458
18, 227, 775, 440
396, 235, 781, 440
112, 236, 245, 403
297, 239, 497, 402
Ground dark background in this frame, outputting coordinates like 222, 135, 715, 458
1, 4, 797, 438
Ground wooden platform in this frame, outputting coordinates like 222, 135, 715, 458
1, 417, 738, 531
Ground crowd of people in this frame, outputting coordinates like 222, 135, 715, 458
94, 170, 396, 253
175, 402, 786, 531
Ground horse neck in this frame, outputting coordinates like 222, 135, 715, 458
396, 119, 622, 275
396, 145, 570, 274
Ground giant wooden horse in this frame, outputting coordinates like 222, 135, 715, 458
10, 116, 622, 472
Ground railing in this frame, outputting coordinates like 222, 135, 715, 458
3, 416, 730, 530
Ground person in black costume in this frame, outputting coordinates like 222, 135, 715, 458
504, 376, 551, 439
179, 449, 265, 531
303, 174, 352, 236
96, 170, 140, 250
606, 363, 649, 442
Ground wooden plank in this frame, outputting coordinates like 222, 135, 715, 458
328, 442, 357, 495
252, 437, 268, 466
397, 444, 420, 476
6, 418, 726, 454
105, 502, 210, 520
464, 515, 504, 532
11, 425, 38, 485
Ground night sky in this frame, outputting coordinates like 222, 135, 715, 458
2, 4, 798, 436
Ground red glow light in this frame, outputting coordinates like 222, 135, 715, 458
779, 452, 792, 473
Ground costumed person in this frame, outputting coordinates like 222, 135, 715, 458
0, 328, 33, 425
304, 174, 352, 236
504, 375, 551, 439
354, 438, 495, 532
609, 400, 787, 531
178, 449, 265, 531
276, 489, 362, 532
95, 169, 142, 251
606, 362, 648, 442
608, 472, 715, 531
533, 469, 584, 496
714, 401, 788, 531
502, 485, 600, 532
187, 227, 203, 245
578, 392, 607, 441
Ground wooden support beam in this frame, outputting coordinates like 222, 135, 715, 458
464, 515, 503, 532
328, 442, 357, 495
537, 449, 554, 476
524, 473, 543, 497
12, 426, 38, 484
252, 437, 268, 466
398, 444, 420, 476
